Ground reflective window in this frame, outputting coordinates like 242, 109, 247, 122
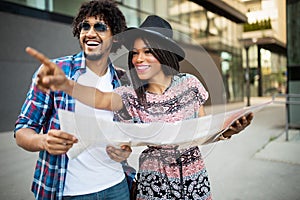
119, 5, 139, 27
140, 0, 154, 13
52, 0, 83, 16
123, 0, 138, 9
4, 0, 50, 10
154, 0, 168, 18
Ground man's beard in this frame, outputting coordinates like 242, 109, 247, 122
80, 39, 113, 61
84, 52, 103, 61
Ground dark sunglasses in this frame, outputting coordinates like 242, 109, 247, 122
79, 22, 109, 33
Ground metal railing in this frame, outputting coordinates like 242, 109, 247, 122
272, 93, 300, 141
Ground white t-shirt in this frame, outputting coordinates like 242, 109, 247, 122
63, 66, 125, 196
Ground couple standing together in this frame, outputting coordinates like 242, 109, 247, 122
14, 0, 253, 200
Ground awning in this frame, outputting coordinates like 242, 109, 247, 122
239, 37, 287, 55
190, 0, 247, 23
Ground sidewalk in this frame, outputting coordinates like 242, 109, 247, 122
246, 97, 300, 166
254, 129, 300, 165
202, 97, 300, 200
244, 97, 300, 166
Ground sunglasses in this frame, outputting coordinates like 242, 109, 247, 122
79, 22, 110, 35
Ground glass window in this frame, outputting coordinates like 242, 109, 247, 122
119, 5, 139, 27
168, 0, 180, 22
154, 0, 168, 18
52, 0, 83, 16
140, 0, 154, 13
4, 0, 47, 10
123, 0, 138, 9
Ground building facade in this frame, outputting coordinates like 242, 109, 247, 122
241, 0, 287, 98
286, 0, 300, 127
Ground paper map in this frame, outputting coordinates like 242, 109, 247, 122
58, 101, 271, 159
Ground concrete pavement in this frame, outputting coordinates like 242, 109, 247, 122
0, 131, 37, 200
1, 97, 299, 200
202, 99, 300, 200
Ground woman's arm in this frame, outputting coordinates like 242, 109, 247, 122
25, 47, 123, 111
70, 81, 123, 111
198, 105, 206, 117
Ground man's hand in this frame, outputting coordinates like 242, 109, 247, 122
25, 47, 70, 93
106, 145, 132, 163
42, 129, 78, 155
222, 112, 254, 138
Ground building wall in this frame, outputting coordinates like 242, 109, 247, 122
0, 11, 79, 132
276, 0, 286, 44
242, 0, 287, 97
287, 0, 300, 126
179, 43, 226, 106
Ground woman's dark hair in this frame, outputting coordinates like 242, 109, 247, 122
72, 0, 127, 53
128, 36, 180, 105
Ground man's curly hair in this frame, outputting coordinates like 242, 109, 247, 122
72, 0, 127, 53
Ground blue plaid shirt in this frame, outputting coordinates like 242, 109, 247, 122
14, 51, 126, 200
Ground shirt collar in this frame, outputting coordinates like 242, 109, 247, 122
76, 52, 121, 88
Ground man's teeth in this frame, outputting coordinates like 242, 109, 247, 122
87, 41, 100, 46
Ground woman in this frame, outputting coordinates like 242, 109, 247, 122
27, 15, 253, 200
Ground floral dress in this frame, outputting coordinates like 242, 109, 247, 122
114, 73, 212, 200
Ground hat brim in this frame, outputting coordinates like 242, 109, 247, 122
122, 27, 185, 61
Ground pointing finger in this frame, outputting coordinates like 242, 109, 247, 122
25, 47, 53, 69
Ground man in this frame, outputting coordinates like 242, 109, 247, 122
14, 0, 132, 199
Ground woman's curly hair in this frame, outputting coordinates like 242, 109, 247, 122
72, 0, 127, 53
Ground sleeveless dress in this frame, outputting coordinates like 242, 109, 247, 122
114, 73, 212, 200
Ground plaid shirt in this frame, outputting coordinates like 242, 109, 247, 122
14, 51, 126, 200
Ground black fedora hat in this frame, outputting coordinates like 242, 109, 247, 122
124, 15, 185, 61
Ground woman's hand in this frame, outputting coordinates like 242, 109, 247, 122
222, 112, 254, 139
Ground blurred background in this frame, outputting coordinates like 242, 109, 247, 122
0, 0, 298, 132
0, 1, 299, 200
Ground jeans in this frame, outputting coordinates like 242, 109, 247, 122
63, 178, 129, 200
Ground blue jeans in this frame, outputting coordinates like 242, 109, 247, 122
63, 178, 129, 200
